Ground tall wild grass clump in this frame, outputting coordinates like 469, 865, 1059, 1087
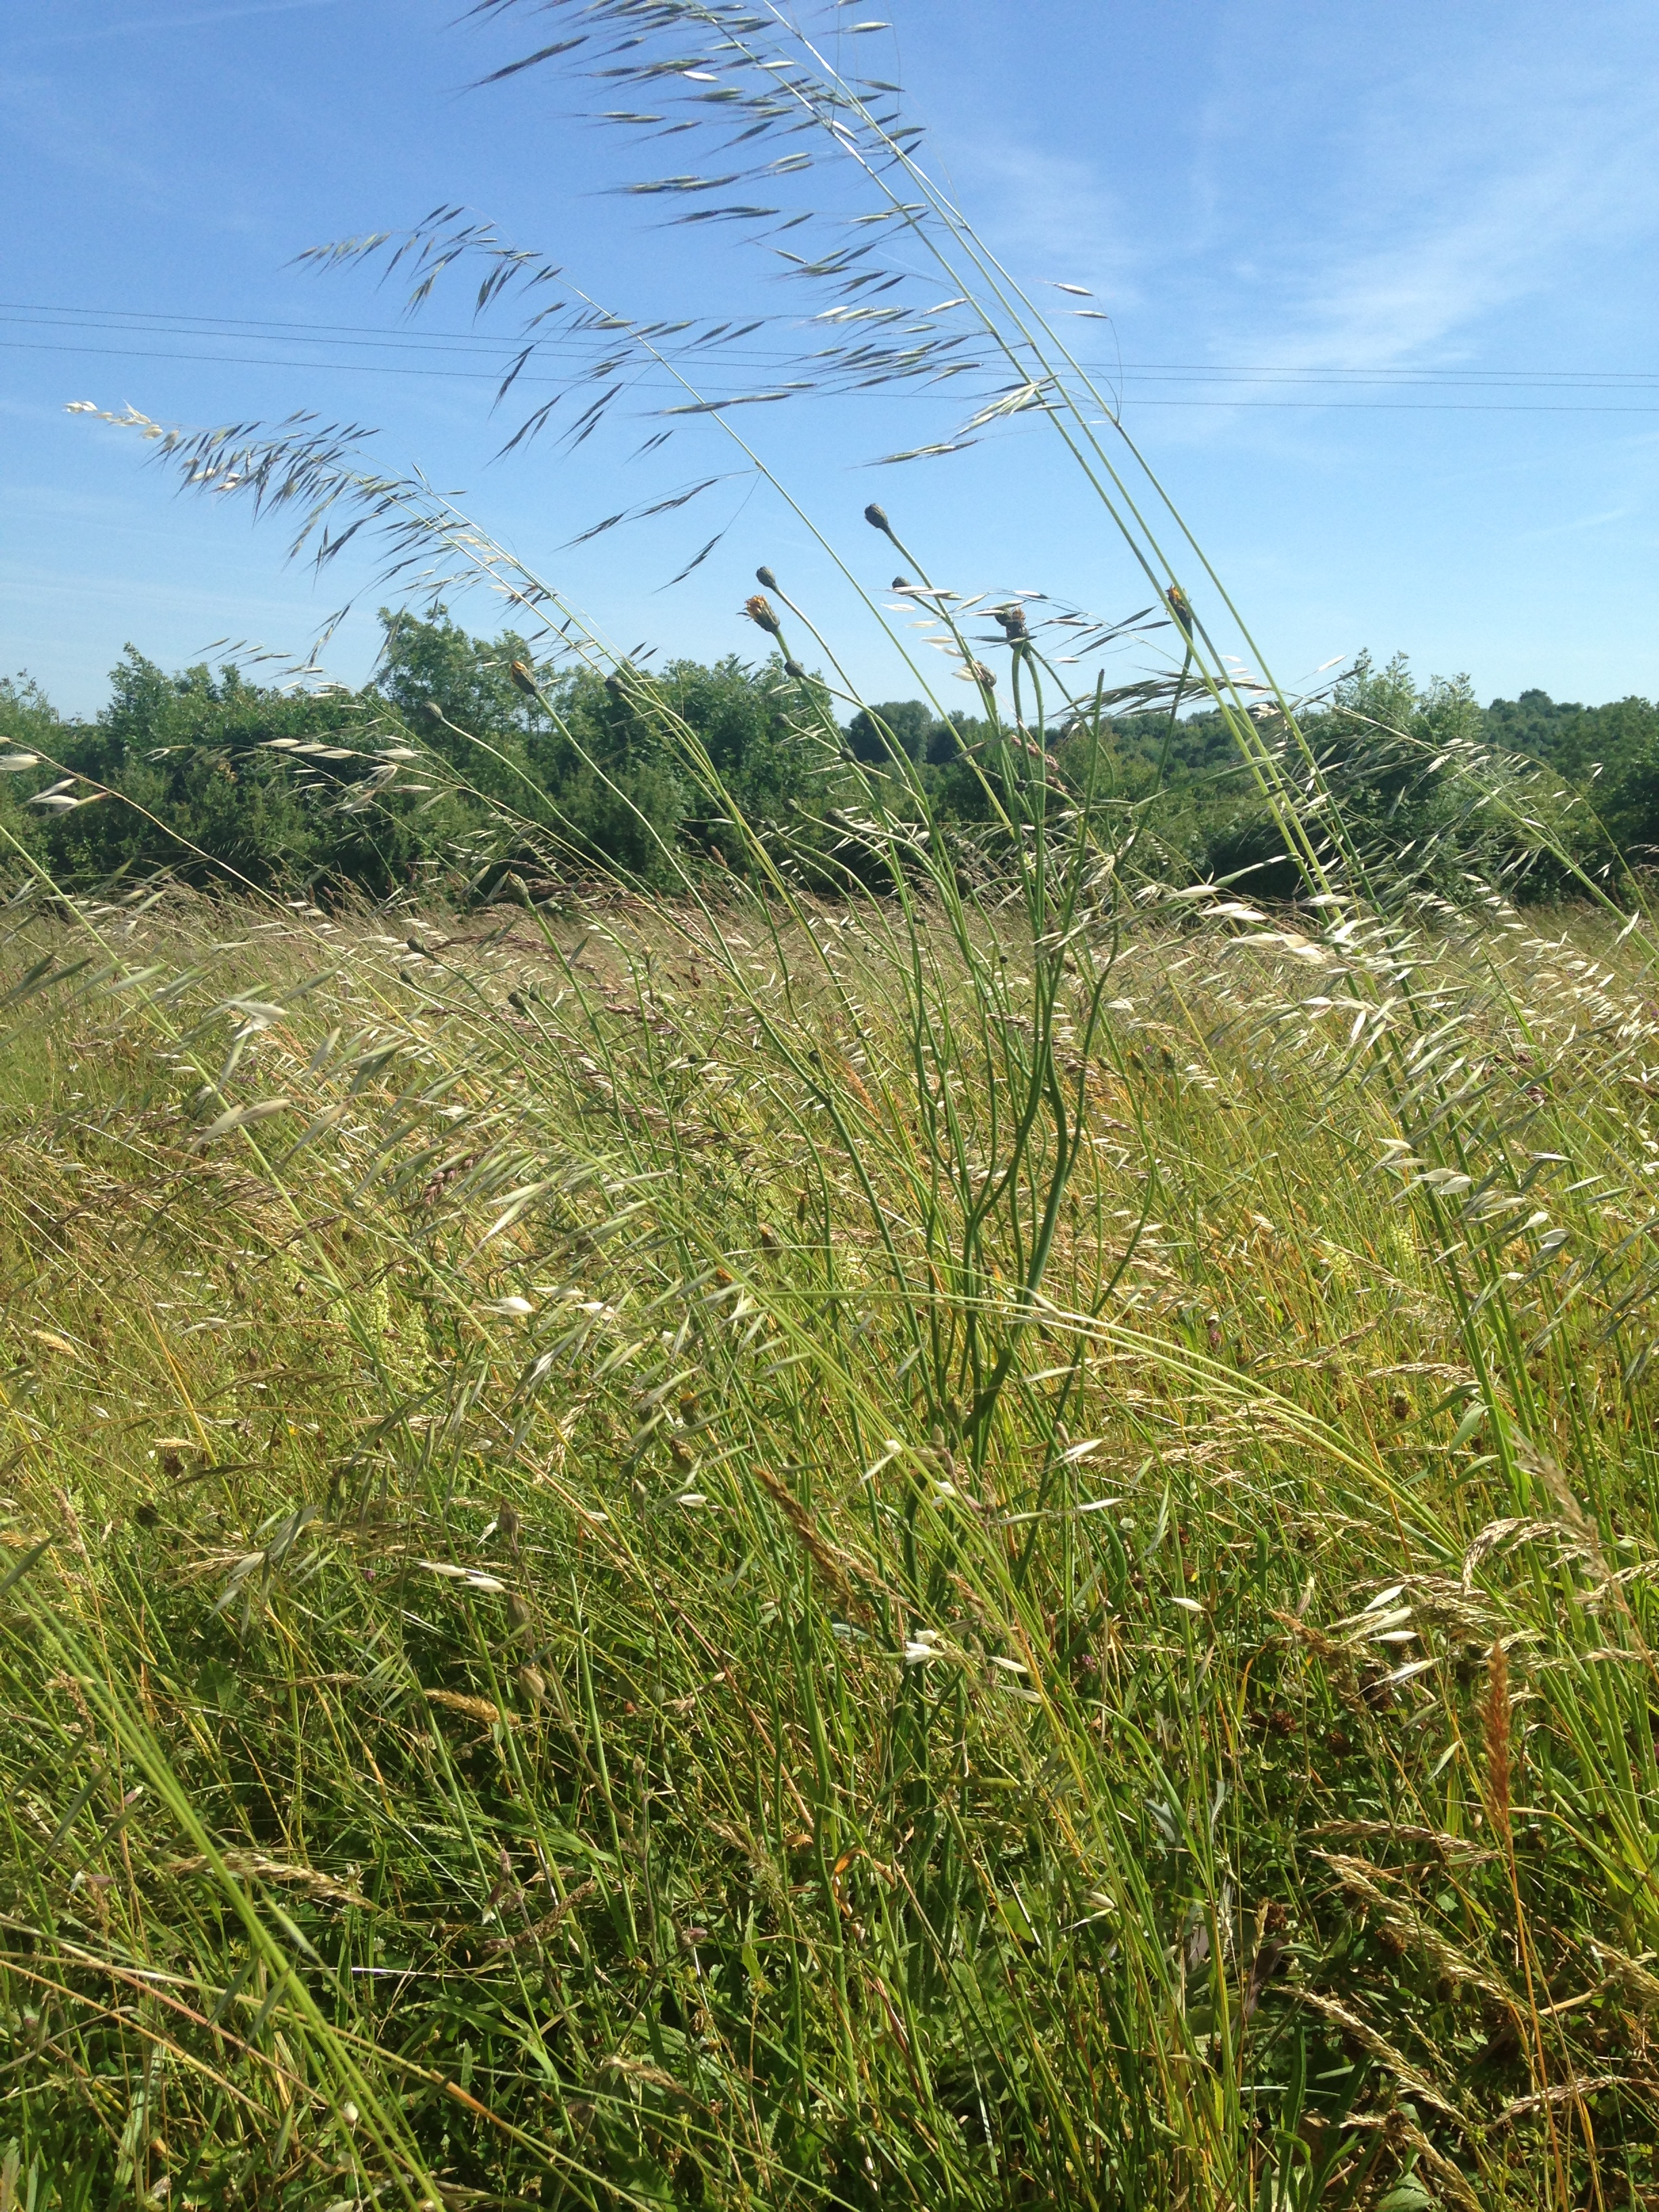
5, 3, 1659, 2205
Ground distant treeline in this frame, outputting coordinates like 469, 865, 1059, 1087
3, 610, 1656, 904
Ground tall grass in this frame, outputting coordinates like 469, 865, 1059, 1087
10, 2, 1659, 2202
4, 878, 1659, 2207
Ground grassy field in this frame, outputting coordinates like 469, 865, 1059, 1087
3, 874, 1658, 2209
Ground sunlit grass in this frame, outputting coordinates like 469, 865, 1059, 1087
1, 882, 1657, 2207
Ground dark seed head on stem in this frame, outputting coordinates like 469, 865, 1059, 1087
755, 565, 778, 591
863, 501, 894, 537
1483, 1639, 1512, 1843
743, 594, 783, 637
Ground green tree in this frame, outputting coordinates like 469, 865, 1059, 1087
846, 698, 939, 766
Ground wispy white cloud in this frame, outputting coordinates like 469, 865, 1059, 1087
1275, 128, 1659, 369
951, 2, 1659, 393
1197, 7, 1659, 368
13, 0, 342, 49
939, 137, 1145, 314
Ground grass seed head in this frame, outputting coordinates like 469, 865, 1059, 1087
1483, 1638, 1512, 1843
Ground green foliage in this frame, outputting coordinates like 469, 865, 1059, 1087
1490, 691, 1659, 862
846, 697, 937, 764
9, 624, 1659, 920
0, 676, 56, 872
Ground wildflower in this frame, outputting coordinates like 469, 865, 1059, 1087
509, 659, 540, 698
756, 565, 779, 590
863, 501, 895, 536
1166, 583, 1194, 639
743, 594, 783, 636
783, 659, 807, 679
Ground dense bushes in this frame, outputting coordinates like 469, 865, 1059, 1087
6, 616, 1658, 905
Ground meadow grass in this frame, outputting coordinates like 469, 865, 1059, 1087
19, 12, 1659, 2201
3, 874, 1659, 2208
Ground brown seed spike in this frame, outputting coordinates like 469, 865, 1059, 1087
1483, 1639, 1512, 1844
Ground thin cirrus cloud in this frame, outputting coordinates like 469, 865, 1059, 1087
947, 10, 1659, 390
1275, 132, 1659, 373
11, 0, 343, 47
948, 138, 1145, 313
1212, 20, 1659, 373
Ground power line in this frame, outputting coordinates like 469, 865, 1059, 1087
5, 300, 1659, 389
7, 306, 1658, 413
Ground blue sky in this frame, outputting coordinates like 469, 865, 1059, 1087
3, 0, 1658, 719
